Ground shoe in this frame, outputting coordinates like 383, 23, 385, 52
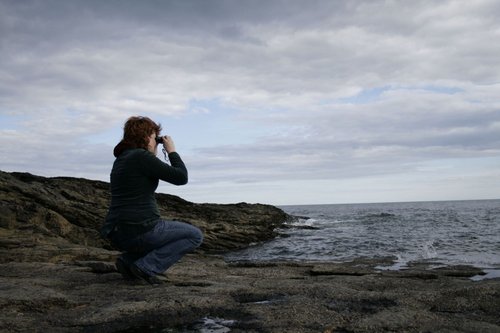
129, 264, 165, 285
115, 257, 137, 281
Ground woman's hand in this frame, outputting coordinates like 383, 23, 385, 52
161, 135, 176, 154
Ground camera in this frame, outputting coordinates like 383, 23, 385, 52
155, 136, 164, 145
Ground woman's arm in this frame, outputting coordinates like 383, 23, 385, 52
140, 150, 188, 185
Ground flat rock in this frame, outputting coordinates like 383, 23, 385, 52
0, 255, 499, 332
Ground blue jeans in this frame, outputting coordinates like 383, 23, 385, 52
111, 220, 203, 276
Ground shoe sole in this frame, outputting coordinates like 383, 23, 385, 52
129, 264, 164, 285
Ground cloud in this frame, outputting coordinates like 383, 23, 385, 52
1, 0, 500, 203
186, 85, 500, 184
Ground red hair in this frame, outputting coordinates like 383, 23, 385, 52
113, 116, 162, 157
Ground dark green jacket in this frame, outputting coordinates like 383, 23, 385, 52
100, 148, 187, 238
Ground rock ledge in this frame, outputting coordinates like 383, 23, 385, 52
0, 170, 289, 263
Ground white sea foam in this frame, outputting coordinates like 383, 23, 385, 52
470, 269, 500, 281
419, 240, 438, 260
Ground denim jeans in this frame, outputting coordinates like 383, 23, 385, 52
111, 220, 203, 276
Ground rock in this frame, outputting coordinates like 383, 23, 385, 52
0, 256, 499, 332
1, 170, 500, 332
0, 170, 290, 262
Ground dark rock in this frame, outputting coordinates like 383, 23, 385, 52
1, 257, 499, 333
309, 264, 371, 276
326, 297, 398, 314
431, 265, 486, 277
155, 194, 289, 252
0, 170, 290, 262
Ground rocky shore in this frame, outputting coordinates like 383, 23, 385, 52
1, 171, 499, 332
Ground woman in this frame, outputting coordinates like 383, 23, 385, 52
101, 116, 203, 285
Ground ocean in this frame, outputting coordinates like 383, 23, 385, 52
225, 200, 500, 271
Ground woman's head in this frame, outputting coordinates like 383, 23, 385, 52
113, 116, 162, 157
122, 116, 162, 149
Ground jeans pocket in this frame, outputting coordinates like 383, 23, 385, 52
139, 222, 165, 246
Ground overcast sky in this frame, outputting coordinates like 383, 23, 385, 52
1, 0, 500, 205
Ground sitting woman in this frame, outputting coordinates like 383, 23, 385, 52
101, 116, 203, 284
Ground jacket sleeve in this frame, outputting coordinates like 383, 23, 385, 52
140, 150, 188, 185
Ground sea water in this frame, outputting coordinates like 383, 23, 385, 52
225, 200, 500, 270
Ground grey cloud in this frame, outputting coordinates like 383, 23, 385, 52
3, 0, 499, 115
1, 0, 500, 200
185, 87, 500, 184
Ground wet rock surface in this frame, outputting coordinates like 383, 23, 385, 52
1, 170, 499, 332
1, 256, 499, 333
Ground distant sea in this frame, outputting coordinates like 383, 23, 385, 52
225, 200, 500, 271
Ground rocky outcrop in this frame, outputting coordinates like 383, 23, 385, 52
0, 170, 289, 262
1, 170, 499, 332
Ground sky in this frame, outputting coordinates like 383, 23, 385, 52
1, 0, 500, 205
